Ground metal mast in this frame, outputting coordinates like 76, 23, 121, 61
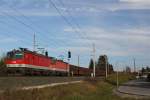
134, 58, 136, 72
33, 33, 36, 51
93, 43, 96, 77
105, 56, 108, 78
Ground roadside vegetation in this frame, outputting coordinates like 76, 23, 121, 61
0, 73, 147, 100
106, 73, 135, 85
0, 56, 7, 76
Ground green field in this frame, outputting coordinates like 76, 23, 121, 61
0, 73, 148, 100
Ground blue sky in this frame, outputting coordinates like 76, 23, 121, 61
0, 0, 150, 71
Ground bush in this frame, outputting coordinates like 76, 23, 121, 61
0, 57, 7, 76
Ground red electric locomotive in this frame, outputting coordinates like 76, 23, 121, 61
5, 48, 68, 75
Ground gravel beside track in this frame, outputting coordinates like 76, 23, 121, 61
0, 76, 87, 91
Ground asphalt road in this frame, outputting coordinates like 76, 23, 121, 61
117, 78, 150, 97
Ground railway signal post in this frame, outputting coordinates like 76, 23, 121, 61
68, 51, 71, 76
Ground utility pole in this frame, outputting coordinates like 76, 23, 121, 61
116, 62, 119, 88
117, 68, 119, 88
105, 56, 108, 78
33, 33, 36, 52
78, 55, 80, 76
134, 58, 136, 73
92, 43, 96, 77
78, 55, 80, 67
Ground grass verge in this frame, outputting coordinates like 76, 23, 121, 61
0, 74, 148, 100
106, 73, 135, 85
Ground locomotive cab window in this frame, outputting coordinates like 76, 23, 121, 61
7, 51, 23, 60
15, 53, 23, 59
7, 52, 14, 59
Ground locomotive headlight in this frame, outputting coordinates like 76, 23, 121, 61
12, 61, 16, 63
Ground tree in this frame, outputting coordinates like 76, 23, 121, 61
125, 66, 131, 73
108, 64, 114, 73
0, 55, 6, 67
0, 54, 7, 75
89, 59, 94, 69
141, 67, 145, 74
146, 66, 150, 72
96, 55, 108, 70
0, 59, 5, 67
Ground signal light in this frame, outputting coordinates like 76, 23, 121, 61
68, 51, 71, 58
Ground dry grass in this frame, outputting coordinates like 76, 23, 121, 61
0, 74, 148, 100
106, 73, 135, 85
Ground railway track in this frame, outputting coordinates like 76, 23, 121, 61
0, 76, 101, 91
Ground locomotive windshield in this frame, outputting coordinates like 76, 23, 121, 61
15, 53, 23, 59
7, 50, 23, 60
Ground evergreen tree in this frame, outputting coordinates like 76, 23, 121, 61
109, 64, 114, 72
89, 54, 114, 74
0, 54, 7, 75
141, 67, 145, 73
0, 56, 6, 67
96, 55, 107, 70
89, 59, 94, 69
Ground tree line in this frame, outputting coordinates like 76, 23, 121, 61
89, 55, 114, 74
141, 66, 150, 74
0, 55, 7, 75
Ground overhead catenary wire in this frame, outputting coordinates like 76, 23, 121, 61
0, 20, 34, 41
0, 10, 76, 60
1, 0, 72, 48
57, 0, 90, 40
0, 19, 33, 46
0, 11, 58, 48
0, 0, 93, 60
48, 0, 86, 40
2, 0, 89, 48
49, 0, 93, 53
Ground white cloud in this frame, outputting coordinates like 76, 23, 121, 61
1, 0, 150, 18
120, 0, 150, 3
0, 37, 19, 43
63, 26, 150, 58
116, 0, 150, 10
0, 9, 59, 17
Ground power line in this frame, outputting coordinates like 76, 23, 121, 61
1, 1, 75, 48
2, 1, 62, 46
0, 11, 58, 48
48, 0, 85, 40
57, 0, 89, 40
0, 2, 65, 48
3, 0, 90, 49
0, 20, 33, 40
0, 31, 31, 46
0, 20, 33, 45
1, 0, 90, 55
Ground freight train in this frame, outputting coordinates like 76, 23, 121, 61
5, 48, 93, 76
